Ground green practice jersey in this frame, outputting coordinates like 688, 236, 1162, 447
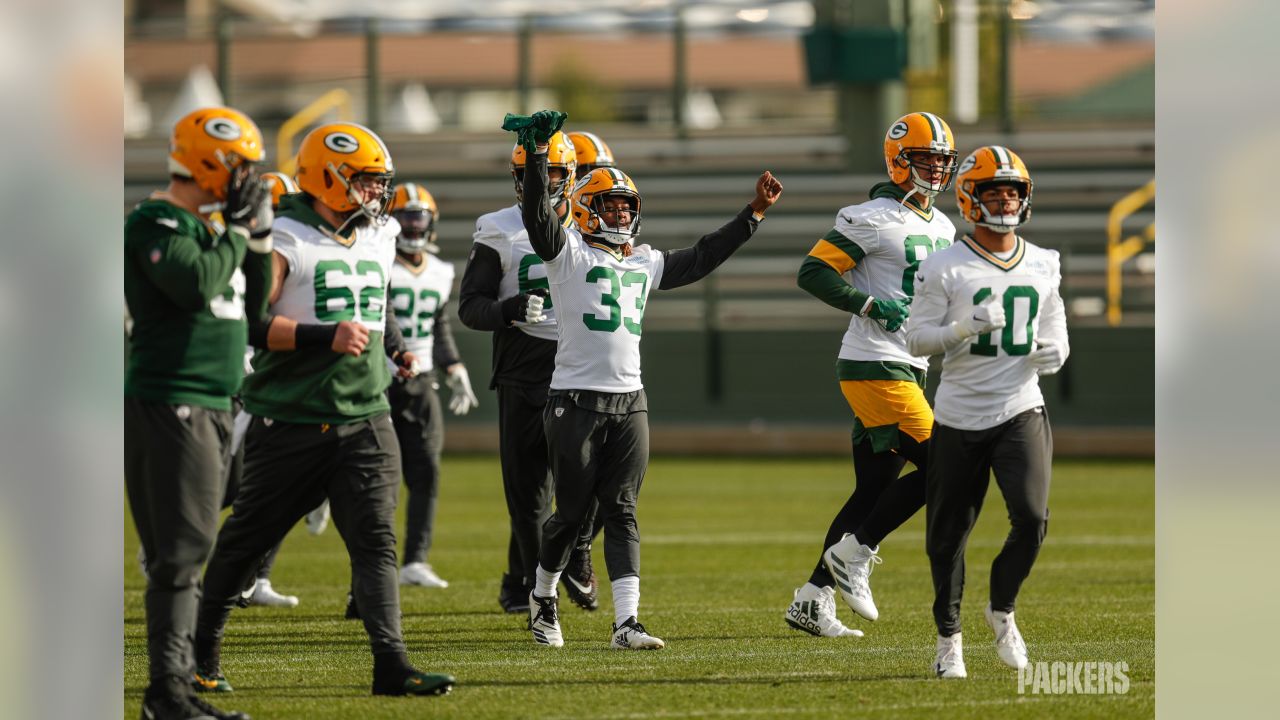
124, 197, 254, 410
241, 196, 400, 424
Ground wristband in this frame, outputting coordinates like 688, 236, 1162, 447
295, 323, 339, 348
247, 231, 273, 254
857, 296, 875, 318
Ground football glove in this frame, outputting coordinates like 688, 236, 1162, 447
501, 110, 568, 153
224, 170, 273, 248
1028, 338, 1066, 376
445, 365, 479, 416
867, 297, 911, 332
956, 295, 1006, 338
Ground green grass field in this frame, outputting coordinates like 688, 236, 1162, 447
124, 456, 1153, 719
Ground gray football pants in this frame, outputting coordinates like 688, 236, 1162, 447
389, 373, 444, 565
926, 407, 1053, 637
124, 396, 232, 683
538, 395, 649, 581
196, 413, 407, 663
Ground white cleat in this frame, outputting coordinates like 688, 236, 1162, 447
784, 583, 864, 638
306, 500, 330, 535
986, 604, 1029, 670
246, 578, 299, 608
400, 562, 449, 588
610, 617, 665, 650
822, 533, 882, 621
935, 633, 967, 678
529, 592, 564, 647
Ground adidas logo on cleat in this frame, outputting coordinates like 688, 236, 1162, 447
786, 600, 822, 635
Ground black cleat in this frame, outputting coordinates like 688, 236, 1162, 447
562, 546, 599, 611
140, 693, 216, 720
372, 669, 456, 696
187, 693, 252, 720
497, 573, 531, 614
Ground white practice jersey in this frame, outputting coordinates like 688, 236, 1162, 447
545, 229, 667, 393
269, 215, 399, 332
388, 254, 455, 371
909, 235, 1068, 431
472, 204, 559, 341
828, 196, 956, 368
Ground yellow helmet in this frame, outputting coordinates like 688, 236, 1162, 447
511, 131, 577, 209
295, 122, 395, 218
883, 112, 958, 198
260, 171, 299, 210
567, 131, 616, 179
954, 145, 1034, 233
569, 167, 642, 244
389, 182, 440, 254
168, 106, 265, 201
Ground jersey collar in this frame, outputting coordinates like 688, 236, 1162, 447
395, 252, 430, 275
278, 194, 359, 247
870, 182, 934, 222
961, 234, 1025, 272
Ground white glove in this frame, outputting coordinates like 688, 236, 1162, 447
956, 295, 1006, 339
445, 365, 479, 416
524, 293, 547, 324
1028, 338, 1067, 376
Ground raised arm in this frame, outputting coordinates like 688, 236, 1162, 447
521, 150, 567, 261
659, 171, 782, 290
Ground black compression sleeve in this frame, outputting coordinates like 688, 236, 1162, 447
658, 205, 760, 290
521, 152, 566, 261
459, 244, 516, 331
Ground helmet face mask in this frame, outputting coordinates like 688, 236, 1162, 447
389, 182, 440, 254
955, 146, 1034, 233
883, 112, 958, 199
570, 168, 642, 245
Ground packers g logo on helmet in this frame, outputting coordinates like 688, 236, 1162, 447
323, 132, 360, 154
295, 122, 395, 220
954, 145, 1034, 233
390, 182, 440, 255
883, 111, 958, 199
511, 131, 577, 209
567, 131, 616, 180
168, 106, 265, 201
570, 167, 642, 244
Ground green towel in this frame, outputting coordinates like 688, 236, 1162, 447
501, 110, 568, 152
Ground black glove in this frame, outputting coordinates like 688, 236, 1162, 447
499, 291, 548, 325
224, 170, 273, 240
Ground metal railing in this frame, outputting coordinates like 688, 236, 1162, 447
276, 89, 354, 176
1106, 179, 1155, 326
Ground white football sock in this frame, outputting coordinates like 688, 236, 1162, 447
612, 575, 640, 627
534, 565, 561, 599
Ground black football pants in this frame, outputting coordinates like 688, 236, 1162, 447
389, 373, 445, 565
926, 407, 1053, 637
124, 396, 231, 684
196, 413, 407, 665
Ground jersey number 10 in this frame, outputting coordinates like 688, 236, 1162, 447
970, 285, 1040, 357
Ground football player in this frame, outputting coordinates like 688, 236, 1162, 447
568, 130, 616, 180
125, 106, 271, 720
514, 109, 782, 650
784, 112, 958, 639
457, 131, 602, 614
386, 181, 477, 588
905, 146, 1067, 679
192, 123, 455, 698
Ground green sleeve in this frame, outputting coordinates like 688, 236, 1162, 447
797, 255, 870, 314
132, 224, 249, 312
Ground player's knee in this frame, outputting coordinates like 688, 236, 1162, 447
1010, 512, 1048, 546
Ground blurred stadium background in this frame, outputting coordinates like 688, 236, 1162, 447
123, 0, 1154, 456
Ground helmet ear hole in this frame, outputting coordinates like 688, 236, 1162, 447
201, 159, 217, 171
323, 170, 333, 189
